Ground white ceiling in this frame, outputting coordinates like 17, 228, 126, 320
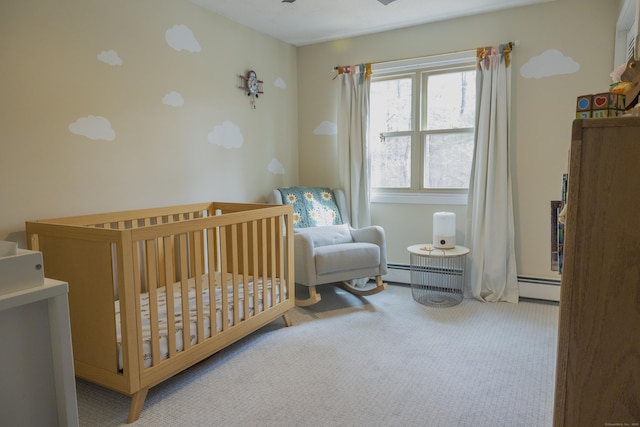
192, 0, 554, 46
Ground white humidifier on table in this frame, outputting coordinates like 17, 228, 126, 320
432, 212, 456, 249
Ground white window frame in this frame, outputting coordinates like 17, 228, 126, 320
370, 50, 476, 205
614, 0, 637, 67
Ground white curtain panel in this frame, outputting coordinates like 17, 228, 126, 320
337, 67, 371, 229
465, 46, 519, 303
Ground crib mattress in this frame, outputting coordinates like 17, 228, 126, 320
115, 273, 283, 370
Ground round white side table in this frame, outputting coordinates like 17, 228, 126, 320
407, 244, 470, 307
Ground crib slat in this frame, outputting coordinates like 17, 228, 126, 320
192, 231, 205, 344
178, 234, 191, 352
251, 221, 260, 314
210, 224, 220, 273
206, 228, 218, 336
230, 224, 240, 326
157, 215, 175, 287
163, 236, 177, 359
189, 226, 196, 277
132, 240, 146, 374
269, 217, 277, 306
219, 227, 229, 331
145, 240, 161, 367
260, 218, 268, 309
191, 213, 204, 264
241, 222, 250, 320
276, 215, 285, 302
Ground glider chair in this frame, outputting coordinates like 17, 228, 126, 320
269, 187, 387, 306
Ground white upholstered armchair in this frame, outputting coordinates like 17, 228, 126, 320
269, 187, 387, 306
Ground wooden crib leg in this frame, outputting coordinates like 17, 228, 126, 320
282, 312, 293, 327
127, 387, 149, 424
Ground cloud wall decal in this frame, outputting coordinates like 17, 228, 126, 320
268, 158, 285, 174
163, 91, 184, 107
208, 121, 243, 149
98, 50, 122, 66
520, 49, 580, 79
69, 116, 116, 141
165, 25, 201, 52
274, 77, 286, 89
313, 120, 337, 135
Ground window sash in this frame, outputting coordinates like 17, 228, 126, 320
369, 51, 476, 202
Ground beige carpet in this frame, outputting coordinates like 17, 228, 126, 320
77, 284, 559, 426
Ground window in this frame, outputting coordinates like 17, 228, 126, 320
369, 51, 476, 204
614, 0, 637, 67
626, 20, 637, 61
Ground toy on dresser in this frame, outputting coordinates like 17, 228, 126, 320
621, 56, 640, 112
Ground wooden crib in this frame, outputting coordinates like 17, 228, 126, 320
26, 202, 294, 423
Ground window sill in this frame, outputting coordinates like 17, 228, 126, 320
371, 191, 468, 205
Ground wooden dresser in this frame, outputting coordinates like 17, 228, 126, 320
553, 117, 640, 426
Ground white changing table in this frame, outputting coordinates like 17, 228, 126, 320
0, 278, 79, 427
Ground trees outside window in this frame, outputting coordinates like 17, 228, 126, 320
369, 53, 476, 201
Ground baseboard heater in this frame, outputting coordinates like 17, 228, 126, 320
384, 263, 561, 302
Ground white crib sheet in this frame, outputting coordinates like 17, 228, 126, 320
115, 273, 283, 370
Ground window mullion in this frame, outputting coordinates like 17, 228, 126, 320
412, 71, 422, 191
424, 128, 475, 136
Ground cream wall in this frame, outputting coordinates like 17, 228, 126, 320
296, 0, 620, 280
0, 0, 624, 281
0, 0, 298, 246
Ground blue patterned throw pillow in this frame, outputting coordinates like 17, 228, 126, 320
278, 187, 343, 228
